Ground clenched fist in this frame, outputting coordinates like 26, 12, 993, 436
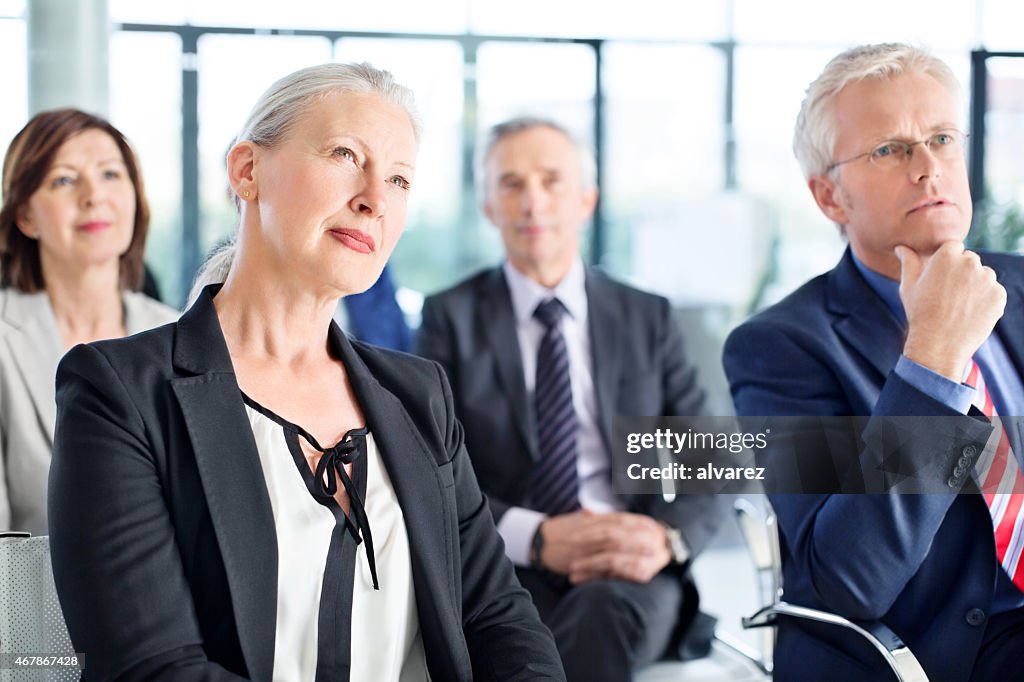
897, 241, 1006, 382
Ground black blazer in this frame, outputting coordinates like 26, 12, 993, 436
48, 286, 564, 682
416, 268, 726, 625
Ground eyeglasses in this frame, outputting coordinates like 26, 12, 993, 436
826, 129, 969, 173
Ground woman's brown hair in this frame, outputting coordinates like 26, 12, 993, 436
0, 108, 150, 292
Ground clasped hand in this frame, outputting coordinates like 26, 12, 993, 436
538, 510, 671, 585
897, 241, 1006, 382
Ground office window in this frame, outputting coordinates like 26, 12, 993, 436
472, 41, 597, 276
192, 0, 468, 33
734, 0, 973, 49
111, 0, 468, 32
0, 18, 27, 158
980, 0, 1024, 52
733, 46, 843, 309
0, 7, 26, 210
95, 4, 1016, 311
0, 5, 23, 165
196, 34, 332, 269
109, 0, 187, 23
477, 41, 596, 150
978, 56, 1024, 252
109, 31, 184, 301
601, 43, 730, 305
0, 0, 24, 16
470, 2, 727, 40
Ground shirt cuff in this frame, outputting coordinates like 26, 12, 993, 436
895, 355, 974, 415
496, 507, 548, 566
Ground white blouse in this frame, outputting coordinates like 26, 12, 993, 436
244, 402, 430, 681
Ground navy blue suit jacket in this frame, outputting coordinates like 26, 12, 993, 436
723, 248, 1024, 681
345, 265, 412, 352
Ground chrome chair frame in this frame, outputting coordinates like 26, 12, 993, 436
734, 498, 929, 682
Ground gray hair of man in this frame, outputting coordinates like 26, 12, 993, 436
187, 62, 421, 305
793, 43, 964, 180
474, 117, 598, 202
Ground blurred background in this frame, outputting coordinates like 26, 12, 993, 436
2, 0, 1023, 413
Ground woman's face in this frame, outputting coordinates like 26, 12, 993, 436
248, 90, 417, 297
18, 128, 136, 279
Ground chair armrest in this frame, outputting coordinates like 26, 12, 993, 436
742, 601, 929, 682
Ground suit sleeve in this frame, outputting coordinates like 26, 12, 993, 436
648, 296, 727, 559
416, 295, 515, 522
723, 319, 992, 620
415, 295, 458, 393
49, 344, 249, 681
434, 363, 566, 681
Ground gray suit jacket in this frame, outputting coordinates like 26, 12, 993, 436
0, 288, 178, 534
417, 267, 726, 644
418, 267, 723, 550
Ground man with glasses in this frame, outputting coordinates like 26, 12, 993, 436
417, 117, 724, 681
724, 43, 1024, 680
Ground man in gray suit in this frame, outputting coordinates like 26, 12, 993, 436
416, 117, 723, 681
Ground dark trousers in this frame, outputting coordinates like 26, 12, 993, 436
516, 567, 684, 682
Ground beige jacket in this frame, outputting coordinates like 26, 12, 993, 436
0, 288, 179, 534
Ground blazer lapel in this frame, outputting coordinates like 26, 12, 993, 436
1, 291, 63, 445
332, 327, 462, 675
479, 269, 537, 457
828, 249, 905, 380
586, 270, 623, 454
168, 287, 277, 682
987, 256, 1024, 457
990, 256, 1024, 378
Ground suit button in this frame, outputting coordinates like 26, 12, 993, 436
948, 476, 959, 488
958, 454, 972, 467
966, 608, 986, 626
963, 445, 978, 459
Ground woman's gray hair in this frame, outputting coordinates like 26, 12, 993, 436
793, 43, 963, 180
188, 62, 420, 304
475, 117, 597, 201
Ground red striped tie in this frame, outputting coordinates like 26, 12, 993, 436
965, 360, 1024, 591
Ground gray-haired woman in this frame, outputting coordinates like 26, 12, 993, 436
48, 62, 564, 682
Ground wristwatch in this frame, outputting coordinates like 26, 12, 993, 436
530, 523, 546, 570
663, 525, 690, 565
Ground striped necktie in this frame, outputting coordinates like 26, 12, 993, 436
530, 298, 581, 516
965, 360, 1024, 591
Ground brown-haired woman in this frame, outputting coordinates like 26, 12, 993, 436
0, 108, 178, 534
